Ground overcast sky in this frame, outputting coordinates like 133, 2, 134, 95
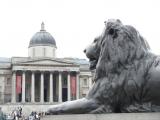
0, 0, 160, 59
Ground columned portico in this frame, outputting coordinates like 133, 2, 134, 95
11, 69, 80, 103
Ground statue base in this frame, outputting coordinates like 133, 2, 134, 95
42, 113, 160, 120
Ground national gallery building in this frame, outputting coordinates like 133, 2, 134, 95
0, 23, 92, 113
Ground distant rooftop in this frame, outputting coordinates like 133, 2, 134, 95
0, 57, 11, 63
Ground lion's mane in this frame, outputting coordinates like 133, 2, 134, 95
95, 20, 151, 79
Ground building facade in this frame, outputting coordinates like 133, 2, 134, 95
0, 23, 92, 114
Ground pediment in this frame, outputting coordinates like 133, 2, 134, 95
14, 58, 77, 66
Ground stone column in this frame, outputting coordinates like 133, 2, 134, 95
22, 71, 26, 103
31, 71, 35, 102
40, 72, 44, 103
76, 72, 80, 99
67, 72, 71, 101
11, 71, 16, 103
49, 72, 53, 103
58, 72, 62, 102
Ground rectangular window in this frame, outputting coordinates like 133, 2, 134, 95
83, 79, 88, 86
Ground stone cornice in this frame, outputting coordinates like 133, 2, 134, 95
12, 57, 77, 64
12, 65, 80, 72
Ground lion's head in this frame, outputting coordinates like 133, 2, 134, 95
84, 36, 101, 70
85, 19, 150, 79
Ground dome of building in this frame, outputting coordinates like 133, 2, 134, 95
29, 22, 56, 48
28, 22, 57, 58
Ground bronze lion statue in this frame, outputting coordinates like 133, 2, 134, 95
46, 19, 160, 114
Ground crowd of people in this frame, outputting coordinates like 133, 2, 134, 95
11, 107, 22, 120
4, 107, 44, 120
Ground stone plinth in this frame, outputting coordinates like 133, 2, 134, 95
42, 113, 160, 120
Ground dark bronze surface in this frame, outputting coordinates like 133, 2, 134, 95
46, 19, 160, 114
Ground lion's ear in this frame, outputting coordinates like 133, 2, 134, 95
108, 28, 118, 39
116, 19, 122, 24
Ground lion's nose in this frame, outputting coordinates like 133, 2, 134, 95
84, 49, 86, 53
